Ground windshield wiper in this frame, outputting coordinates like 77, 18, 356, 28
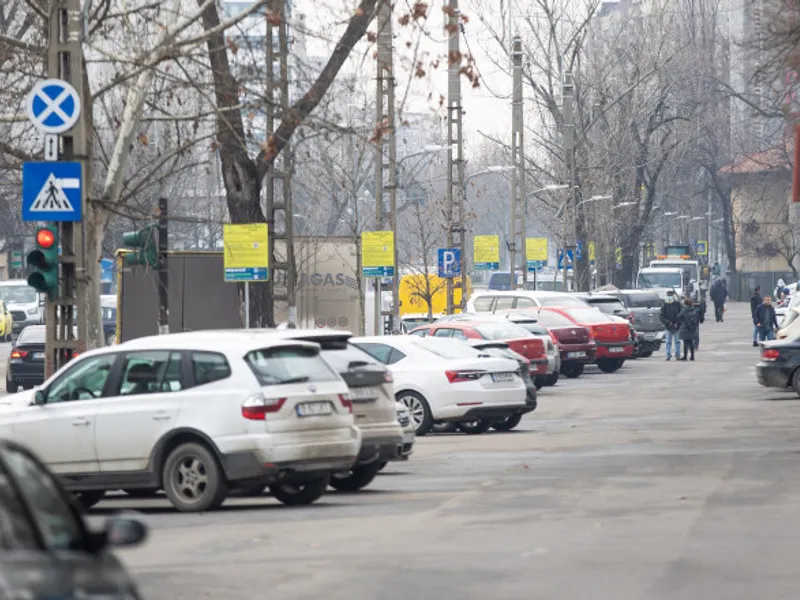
276, 376, 310, 384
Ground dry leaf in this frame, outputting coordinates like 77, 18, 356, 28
398, 13, 410, 26
366, 30, 377, 42
266, 10, 281, 26
412, 2, 428, 19
137, 133, 148, 146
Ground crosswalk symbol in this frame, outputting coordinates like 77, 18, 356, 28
30, 174, 75, 212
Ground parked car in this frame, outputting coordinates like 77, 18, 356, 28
466, 339, 537, 431
5, 324, 46, 393
466, 290, 588, 313
0, 333, 362, 512
267, 329, 405, 491
352, 336, 527, 435
575, 293, 647, 358
0, 439, 148, 597
540, 307, 635, 373
408, 320, 549, 379
530, 308, 597, 378
756, 340, 800, 395
600, 289, 665, 357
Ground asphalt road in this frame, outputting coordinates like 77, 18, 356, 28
17, 305, 800, 599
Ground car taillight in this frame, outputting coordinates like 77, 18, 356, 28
10, 349, 27, 359
241, 394, 286, 420
762, 348, 781, 361
339, 393, 353, 413
383, 371, 393, 383
446, 370, 485, 383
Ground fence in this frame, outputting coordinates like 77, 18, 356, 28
728, 271, 797, 301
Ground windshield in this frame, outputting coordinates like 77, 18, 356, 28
535, 310, 575, 328
416, 338, 484, 359
245, 345, 340, 386
564, 308, 617, 324
18, 326, 45, 344
512, 321, 549, 335
536, 295, 587, 308
473, 321, 531, 340
0, 286, 38, 304
589, 300, 627, 315
638, 272, 681, 288
625, 293, 662, 308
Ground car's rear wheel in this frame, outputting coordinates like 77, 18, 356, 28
329, 462, 382, 492
396, 391, 433, 436
75, 490, 105, 510
491, 414, 522, 432
545, 372, 559, 386
457, 420, 491, 434
431, 422, 457, 434
162, 442, 228, 513
597, 358, 625, 373
560, 363, 584, 378
5, 377, 18, 393
639, 350, 653, 358
791, 367, 800, 396
270, 475, 329, 505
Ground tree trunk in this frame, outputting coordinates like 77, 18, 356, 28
84, 201, 108, 348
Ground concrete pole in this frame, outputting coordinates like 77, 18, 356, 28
510, 35, 525, 290
563, 71, 575, 292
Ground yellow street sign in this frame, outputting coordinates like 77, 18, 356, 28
526, 237, 548, 262
474, 235, 500, 270
223, 223, 269, 281
362, 231, 395, 277
589, 241, 596, 262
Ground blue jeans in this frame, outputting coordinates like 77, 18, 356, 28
757, 327, 775, 342
665, 330, 681, 358
753, 325, 759, 342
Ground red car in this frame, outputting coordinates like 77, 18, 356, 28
529, 309, 597, 379
539, 307, 634, 373
409, 320, 549, 377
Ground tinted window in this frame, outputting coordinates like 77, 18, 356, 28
0, 465, 39, 550
408, 329, 428, 337
47, 354, 116, 403
535, 310, 575, 328
353, 342, 393, 364
472, 297, 494, 311
417, 339, 483, 359
515, 297, 537, 308
513, 321, 549, 335
320, 343, 378, 371
564, 309, 615, 324
451, 329, 468, 340
17, 326, 45, 344
473, 322, 531, 340
537, 295, 587, 307
626, 293, 662, 308
495, 297, 515, 310
0, 286, 37, 304
2, 447, 85, 551
245, 346, 339, 386
117, 351, 182, 395
487, 273, 512, 290
192, 352, 231, 385
387, 348, 407, 365
433, 328, 454, 338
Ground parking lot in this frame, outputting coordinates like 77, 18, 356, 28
16, 302, 789, 599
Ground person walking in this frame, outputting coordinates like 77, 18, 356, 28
709, 277, 728, 322
754, 295, 779, 342
694, 296, 705, 350
660, 290, 681, 361
677, 297, 699, 361
750, 286, 762, 347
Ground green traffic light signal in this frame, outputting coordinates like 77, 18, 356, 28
122, 225, 158, 267
27, 224, 59, 299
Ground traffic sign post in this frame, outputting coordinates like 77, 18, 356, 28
696, 240, 709, 256
224, 224, 270, 329
437, 248, 461, 278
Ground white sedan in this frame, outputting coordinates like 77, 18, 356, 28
352, 336, 527, 435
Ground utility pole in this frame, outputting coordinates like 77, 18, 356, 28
44, 0, 88, 376
374, 0, 398, 334
157, 197, 169, 335
509, 35, 525, 291
445, 0, 467, 314
265, 0, 296, 327
562, 70, 576, 292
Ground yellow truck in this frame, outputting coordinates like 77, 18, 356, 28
399, 272, 470, 317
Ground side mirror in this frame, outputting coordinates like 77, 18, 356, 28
103, 515, 148, 548
34, 390, 45, 405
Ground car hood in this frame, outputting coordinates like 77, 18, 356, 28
7, 301, 38, 311
0, 390, 35, 410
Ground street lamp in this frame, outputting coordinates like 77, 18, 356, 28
575, 194, 612, 210
613, 201, 637, 209
663, 211, 678, 217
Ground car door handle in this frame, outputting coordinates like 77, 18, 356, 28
72, 418, 90, 427
152, 412, 171, 421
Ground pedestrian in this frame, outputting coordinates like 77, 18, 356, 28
709, 277, 728, 322
712, 262, 721, 277
677, 297, 699, 361
750, 286, 762, 347
754, 295, 779, 342
775, 279, 787, 302
694, 296, 705, 349
660, 290, 681, 361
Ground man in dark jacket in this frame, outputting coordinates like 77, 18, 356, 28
659, 291, 682, 361
754, 296, 779, 342
678, 297, 699, 361
750, 286, 762, 347
709, 278, 728, 322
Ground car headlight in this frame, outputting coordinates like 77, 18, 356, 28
26, 307, 38, 316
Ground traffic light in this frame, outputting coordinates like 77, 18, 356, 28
27, 224, 59, 299
122, 225, 158, 267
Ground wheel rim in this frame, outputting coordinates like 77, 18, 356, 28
399, 395, 425, 426
173, 456, 209, 503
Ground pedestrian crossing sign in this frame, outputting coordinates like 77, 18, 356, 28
22, 161, 82, 222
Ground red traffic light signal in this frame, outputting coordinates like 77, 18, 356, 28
36, 227, 56, 249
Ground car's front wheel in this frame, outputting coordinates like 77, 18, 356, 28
597, 358, 625, 373
5, 377, 18, 393
396, 390, 433, 436
162, 442, 228, 513
457, 420, 491, 434
270, 475, 329, 505
491, 414, 522, 432
431, 422, 457, 434
560, 363, 584, 378
329, 462, 382, 492
639, 350, 653, 358
544, 372, 559, 386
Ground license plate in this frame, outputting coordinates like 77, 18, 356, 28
609, 346, 625, 354
351, 386, 380, 401
492, 372, 514, 382
644, 333, 656, 341
567, 351, 586, 359
33, 352, 44, 360
296, 401, 333, 417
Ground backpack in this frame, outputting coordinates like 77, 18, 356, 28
685, 309, 699, 330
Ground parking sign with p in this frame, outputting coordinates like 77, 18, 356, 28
438, 248, 461, 278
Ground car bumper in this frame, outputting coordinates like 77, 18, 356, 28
433, 386, 527, 421
595, 342, 635, 359
756, 363, 792, 389
355, 422, 405, 465
396, 429, 415, 460
216, 426, 362, 483
529, 358, 549, 376
636, 332, 662, 352
8, 362, 45, 385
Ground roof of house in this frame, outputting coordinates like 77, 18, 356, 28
719, 143, 792, 175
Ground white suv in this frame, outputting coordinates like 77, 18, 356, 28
0, 334, 361, 512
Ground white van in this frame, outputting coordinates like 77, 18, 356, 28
0, 280, 44, 339
466, 290, 588, 313
636, 267, 684, 300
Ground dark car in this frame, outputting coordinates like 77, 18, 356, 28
6, 325, 46, 393
603, 289, 665, 358
103, 305, 117, 345
756, 340, 800, 394
531, 308, 597, 378
0, 439, 147, 598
